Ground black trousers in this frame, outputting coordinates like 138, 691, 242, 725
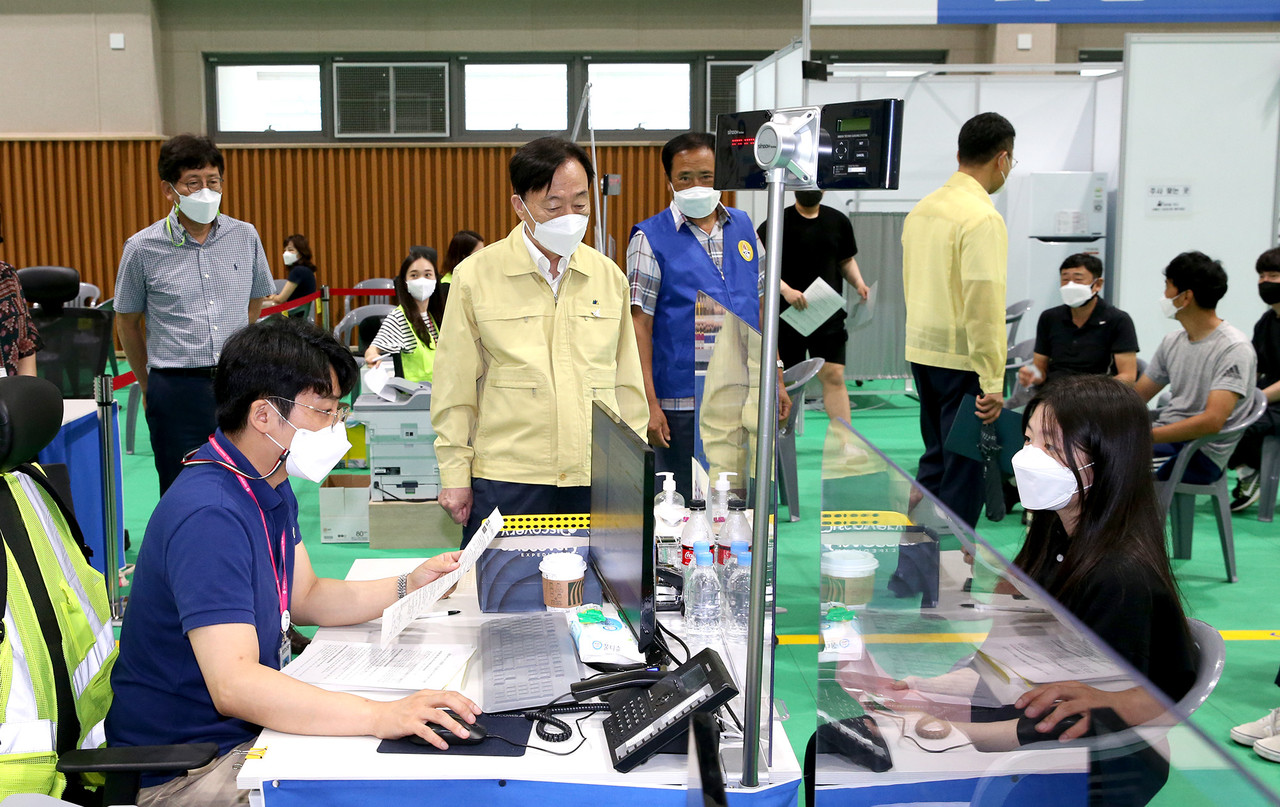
653, 409, 697, 502
462, 478, 591, 548
145, 369, 217, 496
911, 362, 984, 528
1229, 403, 1280, 470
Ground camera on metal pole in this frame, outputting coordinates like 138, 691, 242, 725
713, 99, 903, 788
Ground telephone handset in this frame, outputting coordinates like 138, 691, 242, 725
600, 647, 738, 772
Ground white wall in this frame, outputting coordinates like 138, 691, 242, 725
1114, 34, 1280, 363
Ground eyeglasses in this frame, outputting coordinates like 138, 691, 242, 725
176, 177, 224, 193
1004, 155, 1019, 172
270, 397, 350, 428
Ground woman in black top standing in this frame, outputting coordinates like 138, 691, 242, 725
266, 234, 318, 316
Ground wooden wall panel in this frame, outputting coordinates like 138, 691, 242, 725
0, 140, 725, 302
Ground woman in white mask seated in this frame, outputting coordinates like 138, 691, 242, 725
365, 249, 444, 383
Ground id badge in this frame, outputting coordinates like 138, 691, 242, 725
278, 631, 291, 669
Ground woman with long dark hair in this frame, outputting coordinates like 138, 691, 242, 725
364, 250, 445, 383
265, 234, 318, 317
440, 230, 484, 286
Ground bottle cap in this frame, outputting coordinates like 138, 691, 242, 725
731, 540, 749, 555
728, 498, 747, 511
695, 550, 713, 565
739, 551, 752, 565
693, 540, 710, 553
688, 498, 706, 510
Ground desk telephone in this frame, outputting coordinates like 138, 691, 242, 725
572, 647, 738, 773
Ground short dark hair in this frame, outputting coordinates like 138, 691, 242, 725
509, 137, 595, 197
1164, 251, 1229, 310
1059, 253, 1103, 280
662, 132, 716, 178
957, 113, 1015, 166
158, 134, 224, 184
215, 317, 358, 433
284, 234, 314, 267
1257, 247, 1280, 275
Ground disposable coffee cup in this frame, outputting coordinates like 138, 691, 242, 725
819, 549, 879, 611
539, 553, 587, 612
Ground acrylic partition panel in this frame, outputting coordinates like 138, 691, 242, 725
691, 290, 777, 769
811, 418, 1280, 806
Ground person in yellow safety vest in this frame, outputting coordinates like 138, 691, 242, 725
364, 249, 445, 383
1, 468, 116, 800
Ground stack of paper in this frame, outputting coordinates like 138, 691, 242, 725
284, 640, 475, 692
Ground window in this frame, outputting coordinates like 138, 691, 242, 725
333, 62, 449, 138
464, 63, 568, 132
586, 63, 690, 131
215, 65, 322, 133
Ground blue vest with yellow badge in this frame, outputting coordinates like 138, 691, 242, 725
634, 207, 760, 400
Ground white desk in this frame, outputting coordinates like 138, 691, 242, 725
237, 559, 802, 807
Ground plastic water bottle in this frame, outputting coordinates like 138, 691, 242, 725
680, 499, 712, 570
684, 540, 710, 597
685, 549, 723, 646
717, 499, 751, 575
722, 551, 753, 642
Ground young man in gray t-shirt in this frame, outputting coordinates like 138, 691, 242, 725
1136, 251, 1258, 484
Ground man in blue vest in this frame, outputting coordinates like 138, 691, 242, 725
627, 132, 789, 499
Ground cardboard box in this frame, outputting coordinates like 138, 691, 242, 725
369, 500, 459, 550
319, 474, 370, 543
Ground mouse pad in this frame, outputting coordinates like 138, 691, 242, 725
376, 714, 534, 757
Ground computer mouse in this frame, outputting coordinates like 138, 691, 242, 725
407, 712, 488, 747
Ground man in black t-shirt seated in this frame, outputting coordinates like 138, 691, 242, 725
757, 190, 869, 427
1017, 253, 1139, 390
1227, 246, 1280, 513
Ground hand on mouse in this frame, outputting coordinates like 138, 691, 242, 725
373, 689, 482, 749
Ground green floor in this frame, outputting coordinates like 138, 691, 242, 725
115, 382, 1280, 799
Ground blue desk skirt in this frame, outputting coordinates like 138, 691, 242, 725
37, 402, 126, 576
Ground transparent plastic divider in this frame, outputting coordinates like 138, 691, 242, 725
692, 291, 776, 770
810, 418, 1280, 806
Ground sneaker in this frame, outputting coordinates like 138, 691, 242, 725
1231, 707, 1280, 746
1256, 733, 1280, 763
1232, 469, 1261, 513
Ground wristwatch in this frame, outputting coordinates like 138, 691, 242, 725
397, 573, 408, 600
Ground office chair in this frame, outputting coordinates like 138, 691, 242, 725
1155, 387, 1269, 582
776, 358, 824, 522
1004, 299, 1033, 349
0, 376, 216, 805
17, 266, 114, 399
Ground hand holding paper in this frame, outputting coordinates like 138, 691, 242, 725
780, 277, 845, 337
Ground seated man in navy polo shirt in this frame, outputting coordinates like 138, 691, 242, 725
1017, 253, 1139, 390
107, 317, 480, 807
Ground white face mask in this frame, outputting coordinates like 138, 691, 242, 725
265, 402, 351, 483
171, 184, 221, 225
1159, 291, 1186, 320
1011, 445, 1092, 512
520, 199, 589, 257
1059, 282, 1096, 308
282, 250, 298, 266
671, 184, 721, 219
407, 277, 436, 302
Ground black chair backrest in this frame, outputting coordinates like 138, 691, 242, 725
31, 308, 115, 399
17, 266, 80, 316
0, 376, 64, 472
357, 314, 387, 354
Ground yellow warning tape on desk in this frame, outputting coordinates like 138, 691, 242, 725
820, 510, 914, 527
495, 513, 590, 531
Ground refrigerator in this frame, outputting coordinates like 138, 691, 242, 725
1002, 171, 1108, 345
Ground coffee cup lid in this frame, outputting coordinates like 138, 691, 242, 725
539, 552, 587, 580
820, 549, 879, 576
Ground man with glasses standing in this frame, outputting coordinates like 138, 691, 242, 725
115, 134, 275, 494
902, 112, 1015, 527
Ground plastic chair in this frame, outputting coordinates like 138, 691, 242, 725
345, 278, 395, 319
1155, 387, 1269, 582
77, 282, 100, 308
333, 304, 394, 356
272, 278, 288, 296
1003, 338, 1035, 397
776, 358, 825, 522
1259, 434, 1279, 523
1004, 299, 1033, 349
17, 266, 114, 399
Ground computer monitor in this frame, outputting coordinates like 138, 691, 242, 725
589, 400, 657, 657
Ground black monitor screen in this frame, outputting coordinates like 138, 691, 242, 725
589, 400, 657, 655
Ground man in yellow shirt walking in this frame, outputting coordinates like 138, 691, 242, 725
902, 112, 1015, 527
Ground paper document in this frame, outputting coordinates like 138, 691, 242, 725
847, 282, 875, 332
379, 508, 504, 645
780, 277, 845, 337
978, 625, 1126, 685
285, 640, 474, 692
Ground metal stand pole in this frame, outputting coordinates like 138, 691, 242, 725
742, 167, 787, 788
94, 375, 123, 622
321, 285, 332, 333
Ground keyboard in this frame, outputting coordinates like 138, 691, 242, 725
479, 612, 582, 713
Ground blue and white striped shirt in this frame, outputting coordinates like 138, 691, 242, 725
115, 211, 274, 368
